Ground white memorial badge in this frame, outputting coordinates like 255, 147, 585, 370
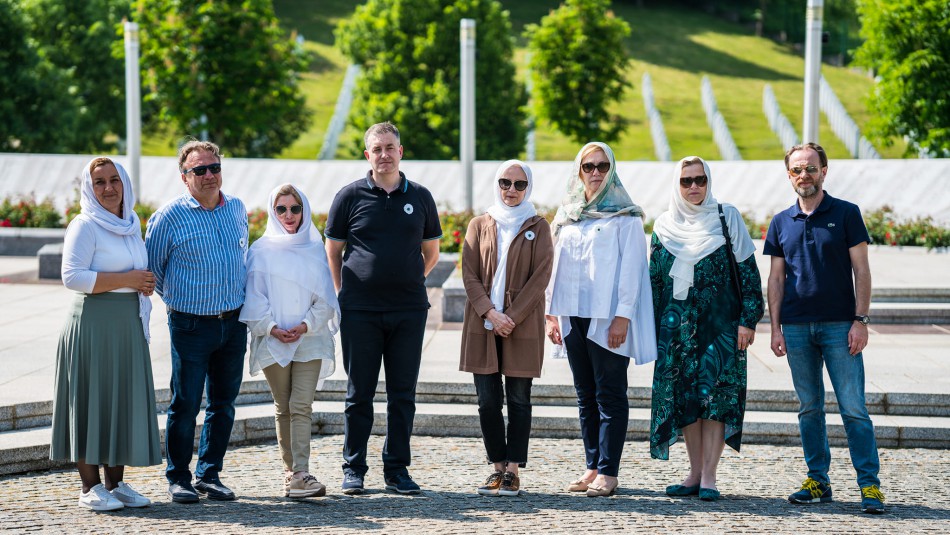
525, 230, 536, 241
404, 203, 414, 214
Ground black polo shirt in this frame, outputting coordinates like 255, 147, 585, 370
325, 171, 442, 311
763, 191, 870, 323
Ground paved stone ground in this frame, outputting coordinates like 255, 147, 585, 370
1, 435, 948, 533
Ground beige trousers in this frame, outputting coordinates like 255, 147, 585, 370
262, 359, 322, 472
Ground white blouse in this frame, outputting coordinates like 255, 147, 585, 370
61, 217, 139, 294
243, 271, 336, 386
546, 216, 658, 364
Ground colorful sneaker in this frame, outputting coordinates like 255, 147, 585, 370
861, 485, 885, 514
788, 477, 833, 504
79, 483, 124, 511
476, 471, 504, 496
110, 481, 151, 508
498, 471, 521, 497
286, 473, 326, 499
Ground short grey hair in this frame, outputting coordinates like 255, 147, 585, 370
178, 139, 222, 171
363, 122, 400, 150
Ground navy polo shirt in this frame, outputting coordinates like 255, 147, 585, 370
763, 191, 870, 323
325, 171, 442, 311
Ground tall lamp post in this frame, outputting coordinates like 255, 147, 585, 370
460, 19, 476, 212
124, 21, 142, 197
802, 0, 824, 143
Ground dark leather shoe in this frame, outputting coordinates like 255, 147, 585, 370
194, 476, 236, 501
168, 480, 199, 504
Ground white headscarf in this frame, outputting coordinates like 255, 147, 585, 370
486, 160, 537, 313
79, 158, 152, 342
240, 184, 340, 366
653, 156, 755, 300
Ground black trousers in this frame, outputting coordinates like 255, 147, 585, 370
340, 308, 427, 477
473, 337, 533, 467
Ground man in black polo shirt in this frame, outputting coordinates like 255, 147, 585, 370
325, 122, 442, 495
764, 142, 884, 515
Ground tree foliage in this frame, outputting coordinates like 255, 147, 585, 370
525, 0, 631, 145
133, 0, 311, 157
22, 0, 131, 153
336, 0, 527, 160
854, 0, 950, 156
0, 0, 99, 152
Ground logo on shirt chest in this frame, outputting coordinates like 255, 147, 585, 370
403, 203, 414, 215
827, 223, 835, 228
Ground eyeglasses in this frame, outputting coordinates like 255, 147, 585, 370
275, 204, 302, 215
581, 161, 610, 174
181, 163, 222, 176
498, 178, 529, 191
788, 165, 821, 176
679, 175, 708, 188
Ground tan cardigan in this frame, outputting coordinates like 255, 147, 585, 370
459, 214, 554, 378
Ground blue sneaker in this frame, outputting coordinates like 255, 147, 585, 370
384, 473, 421, 495
861, 485, 886, 514
788, 477, 833, 504
341, 471, 365, 495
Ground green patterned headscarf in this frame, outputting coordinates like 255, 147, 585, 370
552, 141, 643, 236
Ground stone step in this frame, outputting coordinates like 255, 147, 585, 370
3, 399, 948, 476
3, 379, 948, 434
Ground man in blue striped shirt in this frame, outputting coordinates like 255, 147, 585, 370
145, 140, 248, 504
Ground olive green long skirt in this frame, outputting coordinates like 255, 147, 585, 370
50, 292, 162, 467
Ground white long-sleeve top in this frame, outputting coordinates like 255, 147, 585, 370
242, 271, 337, 387
61, 216, 138, 294
546, 216, 658, 364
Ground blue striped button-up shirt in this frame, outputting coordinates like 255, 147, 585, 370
145, 193, 248, 315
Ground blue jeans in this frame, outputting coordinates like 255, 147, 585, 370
164, 311, 247, 483
783, 321, 880, 488
563, 316, 630, 478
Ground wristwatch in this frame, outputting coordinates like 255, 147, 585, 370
853, 315, 871, 325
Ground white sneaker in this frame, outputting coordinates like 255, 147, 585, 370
78, 483, 124, 511
111, 481, 151, 508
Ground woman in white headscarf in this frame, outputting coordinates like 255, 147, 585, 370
649, 156, 764, 502
240, 184, 340, 499
459, 160, 553, 497
546, 142, 657, 497
51, 157, 161, 512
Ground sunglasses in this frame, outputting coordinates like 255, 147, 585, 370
181, 163, 222, 176
498, 178, 529, 191
581, 161, 610, 174
788, 165, 821, 176
275, 204, 302, 215
680, 175, 708, 188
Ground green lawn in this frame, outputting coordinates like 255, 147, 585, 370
141, 0, 905, 160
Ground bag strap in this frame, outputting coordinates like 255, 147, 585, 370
718, 203, 742, 302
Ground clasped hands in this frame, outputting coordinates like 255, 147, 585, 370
486, 309, 515, 338
270, 323, 308, 344
131, 269, 155, 296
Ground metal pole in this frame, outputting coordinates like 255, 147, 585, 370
460, 19, 476, 212
524, 52, 535, 162
124, 21, 142, 199
802, 0, 823, 144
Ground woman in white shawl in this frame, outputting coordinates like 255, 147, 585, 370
51, 157, 161, 512
240, 184, 340, 499
546, 142, 657, 497
649, 156, 764, 502
459, 160, 553, 497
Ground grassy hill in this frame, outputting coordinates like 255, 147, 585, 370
145, 0, 905, 160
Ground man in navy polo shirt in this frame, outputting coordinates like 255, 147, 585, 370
325, 122, 442, 495
764, 142, 884, 515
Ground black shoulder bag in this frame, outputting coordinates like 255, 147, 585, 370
718, 203, 743, 316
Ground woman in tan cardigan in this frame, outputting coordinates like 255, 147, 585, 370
460, 160, 554, 497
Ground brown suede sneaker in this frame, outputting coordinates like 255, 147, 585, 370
477, 471, 504, 496
286, 473, 326, 499
498, 471, 520, 496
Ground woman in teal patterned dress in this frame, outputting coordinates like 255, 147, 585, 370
649, 156, 764, 501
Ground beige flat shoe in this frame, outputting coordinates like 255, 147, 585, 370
586, 483, 617, 497
566, 479, 593, 492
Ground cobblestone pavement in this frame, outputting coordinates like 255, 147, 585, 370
1, 435, 948, 534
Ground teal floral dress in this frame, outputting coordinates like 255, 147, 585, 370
649, 233, 764, 460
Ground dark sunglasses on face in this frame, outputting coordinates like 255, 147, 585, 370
498, 178, 529, 191
275, 204, 302, 215
581, 161, 610, 174
788, 165, 821, 176
181, 163, 222, 176
680, 175, 708, 188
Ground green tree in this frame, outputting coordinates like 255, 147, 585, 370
336, 0, 527, 160
23, 0, 131, 153
133, 0, 311, 157
525, 0, 631, 145
0, 0, 77, 152
854, 0, 950, 156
